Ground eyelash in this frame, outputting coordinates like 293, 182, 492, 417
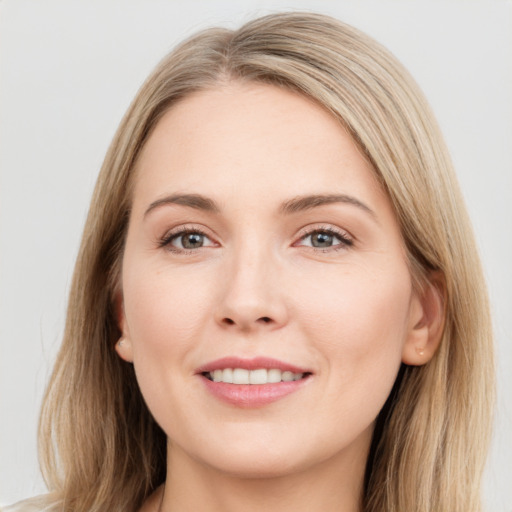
158, 225, 354, 254
158, 225, 213, 254
296, 226, 354, 252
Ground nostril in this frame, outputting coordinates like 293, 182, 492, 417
220, 316, 273, 326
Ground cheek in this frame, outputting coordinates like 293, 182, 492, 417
121, 262, 218, 423
121, 260, 218, 367
298, 259, 411, 340
296, 260, 411, 395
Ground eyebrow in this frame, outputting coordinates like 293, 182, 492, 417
144, 193, 220, 217
280, 194, 377, 219
144, 192, 376, 220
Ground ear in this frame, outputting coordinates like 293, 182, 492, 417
114, 291, 134, 363
402, 272, 446, 366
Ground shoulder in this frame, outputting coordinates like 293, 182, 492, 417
1, 495, 61, 512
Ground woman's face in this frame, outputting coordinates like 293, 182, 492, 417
118, 82, 426, 478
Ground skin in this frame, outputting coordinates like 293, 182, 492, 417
116, 82, 443, 512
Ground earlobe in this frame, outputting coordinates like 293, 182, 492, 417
402, 272, 446, 366
115, 336, 134, 363
113, 291, 134, 363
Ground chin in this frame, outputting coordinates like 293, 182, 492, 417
187, 430, 346, 480
205, 451, 308, 480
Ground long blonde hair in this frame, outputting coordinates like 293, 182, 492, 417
39, 12, 494, 512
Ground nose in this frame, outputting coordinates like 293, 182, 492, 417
214, 248, 289, 332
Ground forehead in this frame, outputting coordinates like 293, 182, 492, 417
132, 81, 384, 212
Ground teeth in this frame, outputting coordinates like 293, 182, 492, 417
233, 368, 249, 384
208, 368, 305, 384
267, 368, 281, 383
282, 371, 294, 382
249, 368, 267, 384
222, 368, 233, 383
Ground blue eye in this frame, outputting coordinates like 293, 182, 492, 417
299, 229, 353, 249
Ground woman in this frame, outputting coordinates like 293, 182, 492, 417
5, 11, 494, 512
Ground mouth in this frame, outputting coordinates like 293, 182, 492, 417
202, 368, 310, 384
196, 357, 313, 407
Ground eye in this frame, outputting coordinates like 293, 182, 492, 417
296, 227, 353, 250
160, 228, 216, 252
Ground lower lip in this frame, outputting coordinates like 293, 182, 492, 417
200, 375, 311, 408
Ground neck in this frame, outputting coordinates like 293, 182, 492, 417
158, 430, 371, 512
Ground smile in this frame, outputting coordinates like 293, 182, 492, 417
196, 357, 312, 407
205, 368, 306, 384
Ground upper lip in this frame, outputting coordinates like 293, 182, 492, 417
195, 356, 311, 375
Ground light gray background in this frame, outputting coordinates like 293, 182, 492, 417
1, 0, 511, 509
